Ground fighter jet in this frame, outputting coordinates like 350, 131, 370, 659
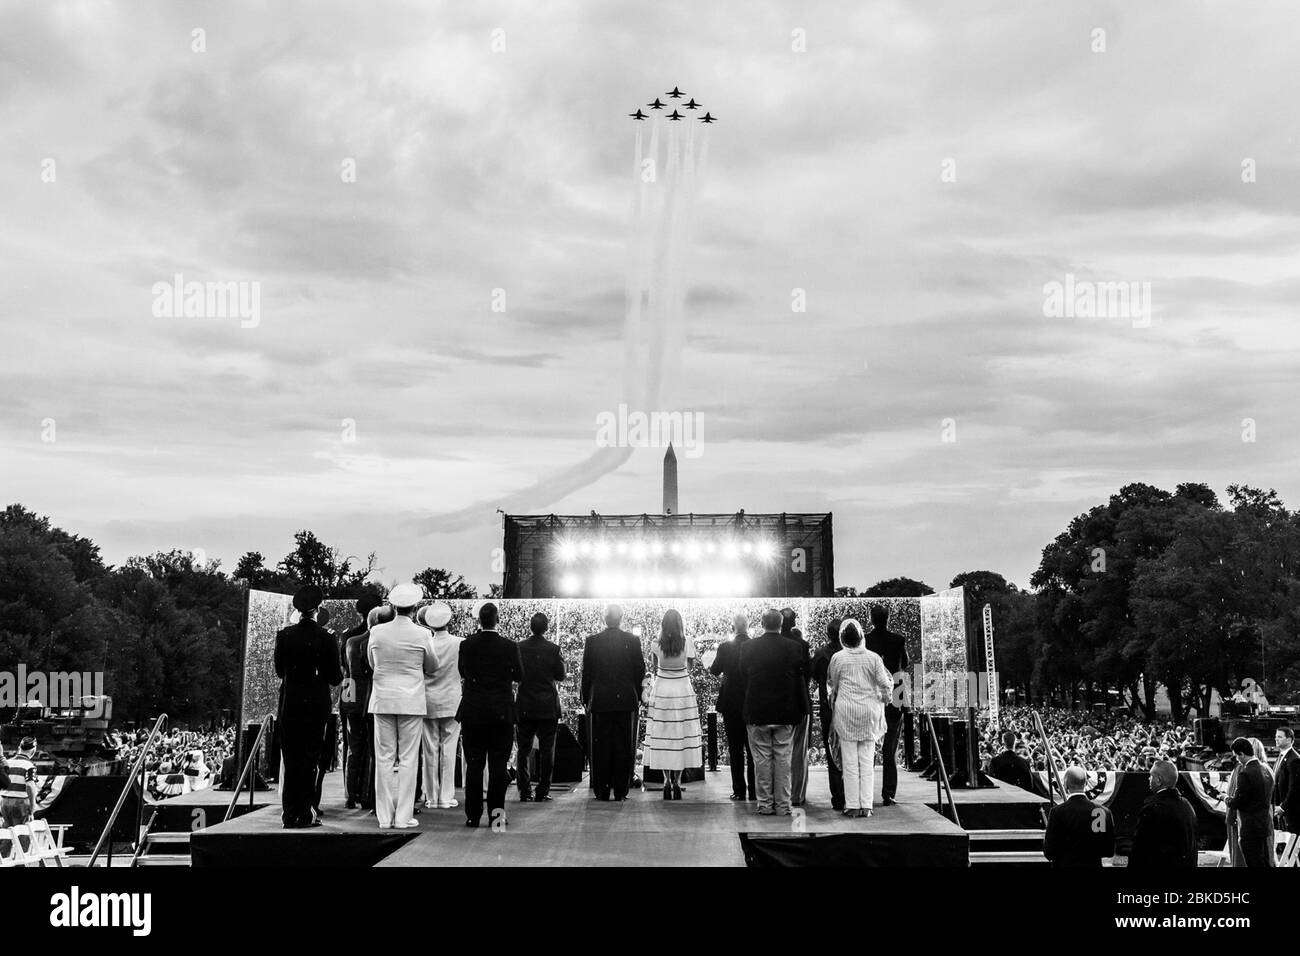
683, 98, 701, 110
629, 108, 648, 120
699, 112, 717, 124
667, 110, 684, 121
647, 98, 666, 109
666, 86, 685, 98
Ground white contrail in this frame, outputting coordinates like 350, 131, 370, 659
421, 99, 707, 533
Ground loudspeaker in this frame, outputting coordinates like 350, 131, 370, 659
1195, 718, 1225, 752
553, 723, 585, 783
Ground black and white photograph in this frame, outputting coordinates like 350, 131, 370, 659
1, 0, 1296, 932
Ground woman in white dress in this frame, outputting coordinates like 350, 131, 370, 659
643, 609, 703, 800
827, 618, 894, 818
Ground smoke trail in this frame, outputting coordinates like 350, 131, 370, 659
421, 106, 706, 533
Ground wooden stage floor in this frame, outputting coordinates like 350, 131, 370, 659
189, 765, 1014, 867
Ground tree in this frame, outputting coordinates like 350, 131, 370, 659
0, 505, 110, 676
412, 568, 478, 600
277, 531, 377, 596
863, 577, 933, 597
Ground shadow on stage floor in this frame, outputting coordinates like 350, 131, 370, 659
189, 765, 1038, 866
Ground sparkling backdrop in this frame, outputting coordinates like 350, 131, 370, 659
241, 589, 967, 766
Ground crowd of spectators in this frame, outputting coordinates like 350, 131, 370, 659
980, 706, 1208, 774
110, 727, 236, 798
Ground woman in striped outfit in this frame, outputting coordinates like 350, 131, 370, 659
643, 609, 703, 799
828, 618, 894, 817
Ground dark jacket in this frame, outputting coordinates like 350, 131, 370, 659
1128, 787, 1198, 868
1228, 758, 1275, 865
1043, 793, 1115, 866
457, 629, 524, 725
988, 749, 1034, 792
864, 626, 908, 709
709, 634, 750, 718
737, 631, 810, 726
274, 619, 343, 719
340, 628, 373, 715
581, 627, 645, 713
1273, 748, 1300, 825
811, 642, 841, 715
516, 636, 566, 721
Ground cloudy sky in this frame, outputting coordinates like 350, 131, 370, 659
2, 0, 1298, 593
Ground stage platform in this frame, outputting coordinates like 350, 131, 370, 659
189, 766, 1019, 867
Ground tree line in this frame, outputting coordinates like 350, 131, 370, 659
2, 480, 1297, 724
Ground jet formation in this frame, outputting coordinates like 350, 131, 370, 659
630, 87, 716, 122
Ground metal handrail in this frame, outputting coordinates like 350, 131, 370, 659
224, 714, 274, 823
88, 712, 167, 868
925, 714, 961, 827
1032, 709, 1067, 805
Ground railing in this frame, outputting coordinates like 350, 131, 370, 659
1032, 709, 1067, 805
88, 713, 167, 868
224, 715, 274, 823
925, 714, 961, 827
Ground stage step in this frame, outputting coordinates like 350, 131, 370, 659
135, 854, 191, 867
970, 850, 1049, 866
967, 828, 1045, 855
134, 830, 192, 868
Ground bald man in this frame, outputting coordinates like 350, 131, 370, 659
1043, 766, 1115, 866
1128, 759, 1198, 868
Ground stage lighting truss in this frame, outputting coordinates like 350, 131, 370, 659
553, 535, 778, 567
564, 570, 752, 598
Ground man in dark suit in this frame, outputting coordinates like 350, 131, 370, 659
710, 614, 755, 801
1272, 727, 1300, 834
581, 604, 645, 801
988, 730, 1035, 792
457, 602, 524, 828
1043, 766, 1115, 866
1227, 736, 1275, 866
863, 604, 909, 806
516, 611, 566, 802
273, 586, 342, 829
810, 617, 844, 811
339, 592, 381, 809
738, 608, 809, 815
1128, 759, 1198, 868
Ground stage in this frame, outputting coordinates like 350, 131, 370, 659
189, 766, 1049, 867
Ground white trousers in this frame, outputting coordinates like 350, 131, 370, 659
422, 716, 461, 806
373, 714, 423, 828
840, 736, 878, 811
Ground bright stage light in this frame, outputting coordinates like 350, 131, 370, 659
684, 540, 702, 562
560, 573, 581, 594
740, 541, 754, 556
633, 575, 649, 594
704, 541, 717, 555
557, 540, 578, 563
578, 540, 593, 557
616, 541, 629, 556
755, 538, 777, 560
669, 541, 683, 556
722, 541, 739, 560
607, 574, 626, 594
732, 574, 752, 594
594, 541, 612, 561
678, 575, 695, 594
650, 540, 664, 557
663, 576, 677, 594
633, 541, 649, 562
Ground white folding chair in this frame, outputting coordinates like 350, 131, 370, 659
26, 819, 70, 867
1278, 832, 1300, 867
0, 828, 17, 867
0, 826, 37, 867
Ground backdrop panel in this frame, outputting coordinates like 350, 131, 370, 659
241, 589, 968, 770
